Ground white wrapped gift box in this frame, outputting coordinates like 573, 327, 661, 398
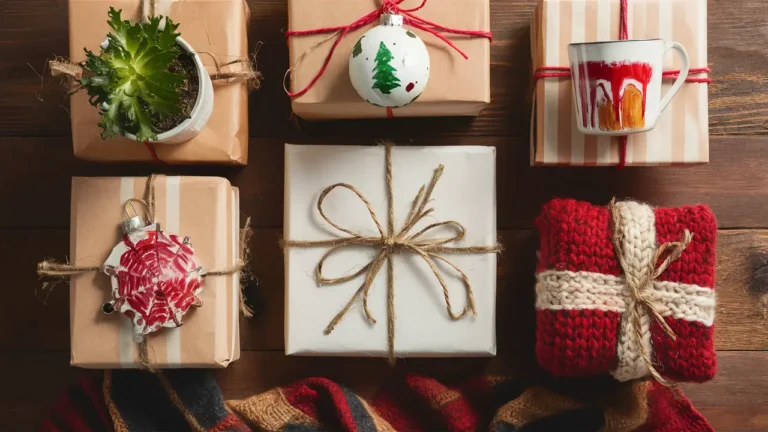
284, 144, 498, 358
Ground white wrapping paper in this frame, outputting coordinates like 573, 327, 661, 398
284, 145, 497, 357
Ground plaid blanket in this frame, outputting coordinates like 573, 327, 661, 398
40, 370, 712, 432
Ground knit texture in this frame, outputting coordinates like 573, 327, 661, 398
40, 376, 114, 432
41, 370, 713, 431
535, 198, 717, 383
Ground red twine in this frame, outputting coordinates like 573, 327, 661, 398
143, 141, 170, 166
284, 0, 492, 99
533, 0, 711, 168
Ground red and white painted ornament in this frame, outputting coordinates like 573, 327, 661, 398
100, 204, 206, 343
349, 14, 430, 109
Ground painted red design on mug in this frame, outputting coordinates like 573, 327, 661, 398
574, 61, 653, 132
568, 39, 690, 136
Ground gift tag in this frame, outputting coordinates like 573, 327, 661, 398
101, 203, 206, 343
349, 14, 430, 109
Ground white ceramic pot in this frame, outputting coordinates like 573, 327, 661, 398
123, 37, 214, 144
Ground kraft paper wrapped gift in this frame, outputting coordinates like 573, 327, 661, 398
68, 0, 250, 164
287, 0, 491, 120
69, 176, 241, 368
530, 0, 709, 166
283, 144, 497, 357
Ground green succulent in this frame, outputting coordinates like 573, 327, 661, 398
80, 8, 185, 141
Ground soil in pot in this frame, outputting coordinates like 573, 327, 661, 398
146, 52, 199, 134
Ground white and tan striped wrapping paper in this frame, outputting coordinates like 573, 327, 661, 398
531, 0, 709, 166
70, 176, 241, 368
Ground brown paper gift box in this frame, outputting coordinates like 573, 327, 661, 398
70, 176, 241, 368
287, 0, 490, 120
530, 0, 709, 166
68, 0, 250, 165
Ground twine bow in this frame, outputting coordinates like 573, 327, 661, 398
609, 198, 693, 387
282, 144, 501, 365
37, 175, 254, 371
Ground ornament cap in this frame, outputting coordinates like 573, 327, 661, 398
380, 13, 403, 27
121, 215, 147, 234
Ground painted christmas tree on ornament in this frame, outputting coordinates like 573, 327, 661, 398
349, 14, 430, 111
372, 42, 401, 94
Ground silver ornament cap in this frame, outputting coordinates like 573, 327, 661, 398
120, 215, 147, 234
380, 13, 403, 27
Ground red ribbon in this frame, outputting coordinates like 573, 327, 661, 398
284, 0, 492, 100
143, 141, 170, 166
534, 67, 712, 83
533, 0, 711, 168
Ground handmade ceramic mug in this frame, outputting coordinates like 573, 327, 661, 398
568, 39, 689, 135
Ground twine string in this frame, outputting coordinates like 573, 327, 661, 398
532, 0, 711, 168
143, 0, 157, 21
139, 339, 154, 371
609, 198, 692, 387
282, 143, 501, 365
283, 0, 492, 99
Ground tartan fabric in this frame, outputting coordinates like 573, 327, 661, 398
41, 370, 713, 431
534, 198, 717, 383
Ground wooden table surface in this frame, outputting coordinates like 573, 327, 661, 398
3, 0, 768, 430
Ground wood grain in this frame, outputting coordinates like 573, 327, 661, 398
2, 135, 768, 230
2, 0, 768, 429
4, 228, 765, 354
1, 0, 766, 138
1, 350, 764, 432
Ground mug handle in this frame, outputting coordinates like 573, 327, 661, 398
658, 42, 690, 114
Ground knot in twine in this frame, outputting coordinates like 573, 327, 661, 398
37, 174, 255, 371
609, 198, 693, 387
282, 144, 501, 365
283, 0, 492, 99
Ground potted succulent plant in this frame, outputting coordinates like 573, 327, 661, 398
79, 8, 213, 143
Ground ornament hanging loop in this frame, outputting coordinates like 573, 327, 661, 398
124, 199, 142, 219
121, 199, 152, 234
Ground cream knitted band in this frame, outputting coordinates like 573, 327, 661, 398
535, 271, 715, 325
535, 201, 715, 382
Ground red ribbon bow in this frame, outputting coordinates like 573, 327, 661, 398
284, 0, 492, 99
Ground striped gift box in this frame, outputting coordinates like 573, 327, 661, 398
530, 0, 709, 166
70, 176, 241, 368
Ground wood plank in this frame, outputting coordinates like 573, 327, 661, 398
2, 135, 768, 230
709, 1, 768, 137
0, 352, 93, 432
681, 352, 768, 431
1, 350, 764, 432
4, 228, 765, 353
1, 0, 766, 138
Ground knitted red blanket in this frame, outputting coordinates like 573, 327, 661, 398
41, 370, 712, 431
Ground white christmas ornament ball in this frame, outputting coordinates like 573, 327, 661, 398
349, 14, 430, 109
